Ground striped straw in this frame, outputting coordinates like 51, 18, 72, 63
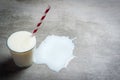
32, 5, 51, 36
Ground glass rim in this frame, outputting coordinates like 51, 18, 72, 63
7, 31, 36, 53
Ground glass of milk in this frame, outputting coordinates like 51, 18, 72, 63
7, 31, 36, 67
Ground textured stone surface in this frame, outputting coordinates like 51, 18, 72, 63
0, 0, 120, 80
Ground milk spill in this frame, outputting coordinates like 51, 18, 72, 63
33, 35, 75, 72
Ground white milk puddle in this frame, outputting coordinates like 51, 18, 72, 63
33, 35, 75, 72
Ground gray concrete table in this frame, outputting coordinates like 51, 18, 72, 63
0, 0, 120, 80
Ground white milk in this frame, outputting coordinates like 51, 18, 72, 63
34, 35, 75, 72
7, 31, 36, 67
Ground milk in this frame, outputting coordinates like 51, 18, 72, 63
34, 35, 75, 72
7, 31, 36, 67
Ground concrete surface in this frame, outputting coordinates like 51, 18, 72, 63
0, 0, 120, 80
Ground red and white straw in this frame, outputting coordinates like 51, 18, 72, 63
32, 5, 51, 36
